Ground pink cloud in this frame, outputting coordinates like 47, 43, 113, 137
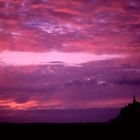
0, 50, 125, 66
0, 99, 37, 110
0, 99, 62, 110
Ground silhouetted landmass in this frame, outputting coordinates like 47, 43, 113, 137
109, 95, 140, 127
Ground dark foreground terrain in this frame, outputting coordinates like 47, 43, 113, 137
0, 122, 139, 139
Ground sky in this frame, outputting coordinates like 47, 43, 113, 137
0, 0, 140, 122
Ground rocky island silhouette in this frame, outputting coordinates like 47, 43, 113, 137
109, 94, 140, 127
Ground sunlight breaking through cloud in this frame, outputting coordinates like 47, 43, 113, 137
0, 50, 125, 66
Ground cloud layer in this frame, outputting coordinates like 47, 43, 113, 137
0, 0, 140, 54
0, 0, 140, 122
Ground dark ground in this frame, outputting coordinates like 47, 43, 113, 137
0, 122, 139, 139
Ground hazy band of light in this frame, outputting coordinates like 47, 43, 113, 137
0, 50, 125, 66
0, 98, 132, 110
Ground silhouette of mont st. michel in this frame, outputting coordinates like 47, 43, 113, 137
109, 94, 140, 126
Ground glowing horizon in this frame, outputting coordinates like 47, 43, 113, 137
0, 50, 125, 66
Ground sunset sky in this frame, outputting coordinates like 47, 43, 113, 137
0, 0, 140, 122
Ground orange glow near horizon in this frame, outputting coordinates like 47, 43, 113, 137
0, 97, 137, 110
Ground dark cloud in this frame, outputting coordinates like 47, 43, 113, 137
0, 86, 56, 102
65, 78, 98, 87
115, 77, 140, 86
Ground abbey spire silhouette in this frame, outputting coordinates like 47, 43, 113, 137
132, 91, 139, 104
109, 92, 140, 126
133, 94, 136, 104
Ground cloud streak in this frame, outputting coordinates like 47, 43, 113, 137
0, 50, 124, 66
